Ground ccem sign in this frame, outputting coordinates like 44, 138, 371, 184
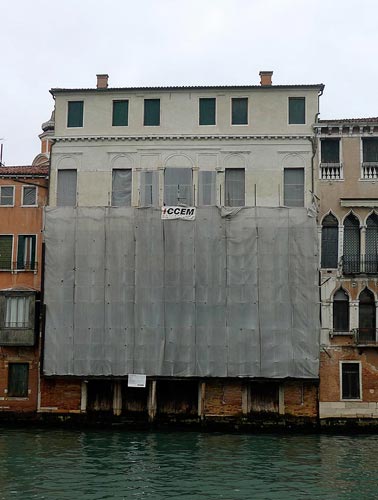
161, 206, 196, 220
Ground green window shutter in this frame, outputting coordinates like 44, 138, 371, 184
0, 236, 12, 270
67, 101, 84, 127
199, 98, 216, 125
144, 99, 160, 126
17, 235, 36, 270
321, 139, 340, 163
8, 363, 29, 397
232, 98, 248, 125
112, 100, 129, 126
289, 97, 305, 124
363, 138, 378, 162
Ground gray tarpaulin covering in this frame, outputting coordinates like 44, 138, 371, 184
44, 207, 319, 378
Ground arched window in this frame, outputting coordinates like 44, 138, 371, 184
321, 214, 338, 268
366, 213, 378, 273
343, 214, 360, 274
333, 288, 349, 332
359, 288, 376, 342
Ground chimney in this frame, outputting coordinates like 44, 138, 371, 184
96, 74, 109, 89
259, 71, 273, 86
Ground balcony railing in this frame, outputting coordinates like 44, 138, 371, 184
355, 328, 378, 344
362, 162, 378, 179
320, 162, 343, 180
342, 255, 378, 274
0, 261, 38, 272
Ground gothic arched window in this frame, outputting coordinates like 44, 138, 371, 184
321, 214, 338, 268
359, 288, 376, 342
366, 213, 378, 273
333, 288, 349, 332
343, 214, 360, 274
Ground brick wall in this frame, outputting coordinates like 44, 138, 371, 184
284, 380, 318, 418
0, 349, 39, 412
204, 380, 243, 416
40, 378, 81, 412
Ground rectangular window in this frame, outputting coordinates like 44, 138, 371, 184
199, 98, 216, 126
0, 235, 13, 270
5, 296, 30, 327
140, 171, 158, 207
112, 169, 132, 206
8, 363, 29, 397
321, 139, 340, 163
231, 98, 248, 125
112, 100, 129, 126
284, 168, 304, 207
22, 186, 37, 206
225, 169, 245, 207
199, 171, 216, 206
0, 186, 14, 206
341, 362, 360, 400
164, 168, 193, 206
289, 97, 305, 124
67, 101, 84, 128
57, 170, 77, 206
144, 99, 160, 126
17, 235, 36, 271
362, 138, 378, 162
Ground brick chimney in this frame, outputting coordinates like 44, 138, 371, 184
259, 71, 273, 86
96, 74, 109, 89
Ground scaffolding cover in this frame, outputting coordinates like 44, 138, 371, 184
43, 207, 319, 378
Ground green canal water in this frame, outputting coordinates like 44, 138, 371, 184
0, 429, 377, 499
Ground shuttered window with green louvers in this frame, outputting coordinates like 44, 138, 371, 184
321, 139, 340, 163
8, 363, 29, 397
0, 236, 12, 270
289, 97, 305, 124
321, 214, 338, 268
199, 98, 216, 125
231, 98, 248, 125
144, 99, 160, 126
112, 100, 129, 126
363, 138, 378, 162
67, 101, 84, 127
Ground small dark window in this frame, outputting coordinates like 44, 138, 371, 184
363, 138, 378, 162
57, 170, 77, 207
289, 97, 305, 124
144, 99, 160, 126
0, 235, 13, 270
341, 363, 360, 399
321, 139, 340, 163
359, 288, 376, 342
17, 235, 36, 271
0, 186, 14, 206
67, 101, 84, 128
232, 98, 248, 125
112, 100, 129, 126
112, 169, 132, 206
22, 186, 37, 206
321, 214, 338, 268
284, 168, 304, 207
164, 168, 193, 205
225, 169, 245, 207
333, 288, 349, 332
8, 363, 29, 397
343, 214, 360, 274
199, 98, 216, 125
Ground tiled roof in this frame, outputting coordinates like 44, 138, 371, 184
51, 83, 325, 94
0, 165, 49, 176
318, 117, 378, 124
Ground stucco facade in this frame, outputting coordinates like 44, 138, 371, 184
316, 118, 378, 420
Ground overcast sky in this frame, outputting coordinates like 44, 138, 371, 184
1, 0, 377, 165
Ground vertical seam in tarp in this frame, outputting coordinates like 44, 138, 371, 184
225, 217, 229, 377
72, 208, 77, 375
132, 210, 136, 374
256, 206, 262, 376
288, 208, 295, 374
194, 215, 197, 375
103, 208, 107, 375
162, 219, 167, 372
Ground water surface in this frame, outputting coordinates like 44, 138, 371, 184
0, 428, 376, 499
